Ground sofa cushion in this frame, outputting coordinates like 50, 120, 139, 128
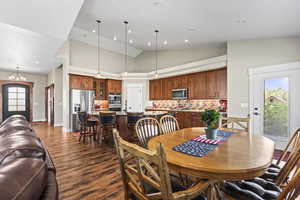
0, 119, 32, 136
0, 158, 48, 200
0, 134, 45, 165
0, 115, 27, 126
39, 171, 59, 200
0, 128, 36, 138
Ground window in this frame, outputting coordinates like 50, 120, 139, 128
8, 87, 26, 111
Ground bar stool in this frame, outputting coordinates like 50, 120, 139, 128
78, 112, 97, 143
98, 112, 117, 144
127, 112, 144, 142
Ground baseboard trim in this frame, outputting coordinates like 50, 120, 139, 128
54, 123, 63, 127
33, 119, 46, 122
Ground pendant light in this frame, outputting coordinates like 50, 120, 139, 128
154, 30, 159, 78
95, 20, 102, 78
8, 66, 26, 81
124, 21, 128, 76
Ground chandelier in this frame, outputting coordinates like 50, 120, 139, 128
8, 66, 27, 81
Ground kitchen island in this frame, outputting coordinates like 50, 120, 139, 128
88, 110, 168, 141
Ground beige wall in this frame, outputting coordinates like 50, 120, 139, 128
0, 70, 47, 121
227, 36, 300, 117
135, 46, 226, 72
70, 39, 136, 73
47, 66, 63, 126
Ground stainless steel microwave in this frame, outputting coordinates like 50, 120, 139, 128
172, 89, 188, 100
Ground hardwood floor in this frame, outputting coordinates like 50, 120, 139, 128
33, 123, 124, 200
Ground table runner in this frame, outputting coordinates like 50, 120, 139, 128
173, 130, 235, 157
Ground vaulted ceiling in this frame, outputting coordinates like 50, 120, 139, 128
74, 0, 300, 50
0, 0, 300, 74
0, 0, 84, 73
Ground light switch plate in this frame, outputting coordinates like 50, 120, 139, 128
240, 103, 249, 108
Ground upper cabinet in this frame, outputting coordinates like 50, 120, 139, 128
69, 74, 93, 90
162, 78, 173, 100
93, 78, 107, 100
149, 67, 227, 100
149, 79, 162, 100
107, 79, 122, 94
206, 68, 227, 99
173, 75, 188, 89
188, 72, 207, 99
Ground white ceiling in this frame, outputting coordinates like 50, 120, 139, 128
74, 0, 300, 50
70, 27, 143, 57
0, 0, 85, 74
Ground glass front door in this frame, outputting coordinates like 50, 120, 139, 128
2, 84, 30, 121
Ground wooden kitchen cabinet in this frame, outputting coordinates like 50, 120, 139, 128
69, 74, 93, 90
216, 68, 227, 98
107, 79, 122, 94
206, 68, 227, 99
162, 78, 173, 100
149, 67, 227, 100
173, 75, 188, 89
93, 78, 107, 100
188, 72, 207, 99
149, 79, 162, 100
175, 111, 204, 128
175, 111, 185, 128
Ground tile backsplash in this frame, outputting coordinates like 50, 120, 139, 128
151, 100, 221, 110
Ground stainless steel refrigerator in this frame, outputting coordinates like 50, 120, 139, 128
70, 89, 95, 132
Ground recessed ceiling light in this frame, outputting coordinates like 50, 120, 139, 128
152, 1, 161, 6
129, 39, 133, 43
113, 36, 117, 41
184, 39, 189, 43
92, 30, 96, 33
236, 19, 247, 24
147, 42, 151, 46
163, 40, 167, 45
128, 29, 132, 34
34, 61, 40, 64
187, 27, 197, 32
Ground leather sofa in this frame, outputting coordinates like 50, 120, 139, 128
0, 115, 58, 200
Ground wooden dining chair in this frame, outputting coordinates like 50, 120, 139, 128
160, 115, 180, 134
135, 117, 161, 147
275, 128, 300, 166
112, 128, 214, 200
258, 129, 300, 187
223, 166, 300, 200
274, 145, 300, 187
219, 117, 250, 133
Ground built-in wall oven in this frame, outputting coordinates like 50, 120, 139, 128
172, 89, 188, 100
108, 93, 122, 111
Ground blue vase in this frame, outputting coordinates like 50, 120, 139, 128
205, 128, 218, 140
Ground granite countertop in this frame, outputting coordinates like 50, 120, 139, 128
145, 107, 206, 112
90, 110, 168, 116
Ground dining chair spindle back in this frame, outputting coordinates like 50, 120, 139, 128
160, 115, 179, 134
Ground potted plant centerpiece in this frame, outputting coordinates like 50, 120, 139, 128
202, 109, 221, 140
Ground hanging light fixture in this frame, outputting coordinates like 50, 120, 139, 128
124, 21, 128, 76
95, 20, 102, 78
9, 66, 27, 81
154, 30, 159, 78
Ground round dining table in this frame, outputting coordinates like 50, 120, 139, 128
148, 128, 275, 200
